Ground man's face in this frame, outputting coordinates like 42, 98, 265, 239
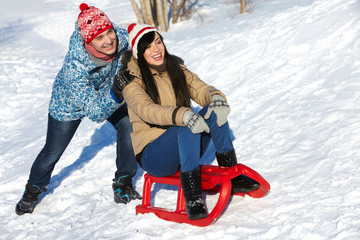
89, 28, 117, 56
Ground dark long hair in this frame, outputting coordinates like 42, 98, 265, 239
137, 31, 191, 108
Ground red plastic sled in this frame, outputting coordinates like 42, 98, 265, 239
136, 164, 270, 227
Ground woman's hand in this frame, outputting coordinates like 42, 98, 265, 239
183, 111, 210, 134
204, 94, 230, 127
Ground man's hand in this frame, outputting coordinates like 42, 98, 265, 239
112, 70, 134, 101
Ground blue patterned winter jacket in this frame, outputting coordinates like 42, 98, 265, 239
49, 22, 128, 123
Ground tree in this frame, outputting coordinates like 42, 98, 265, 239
240, 0, 247, 14
130, 0, 197, 32
169, 0, 185, 24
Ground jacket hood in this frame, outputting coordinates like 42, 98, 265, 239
127, 56, 142, 78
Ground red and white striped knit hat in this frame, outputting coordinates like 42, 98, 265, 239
77, 3, 114, 44
128, 23, 160, 59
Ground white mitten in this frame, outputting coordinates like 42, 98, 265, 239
183, 111, 210, 134
204, 94, 230, 127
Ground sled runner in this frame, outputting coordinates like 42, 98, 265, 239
136, 164, 270, 227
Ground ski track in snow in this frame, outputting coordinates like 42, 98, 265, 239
1, 0, 360, 239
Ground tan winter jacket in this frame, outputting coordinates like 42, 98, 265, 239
123, 57, 226, 157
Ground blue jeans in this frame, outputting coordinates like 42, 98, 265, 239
140, 106, 233, 177
28, 102, 137, 188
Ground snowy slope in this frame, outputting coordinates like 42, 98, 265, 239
0, 0, 359, 239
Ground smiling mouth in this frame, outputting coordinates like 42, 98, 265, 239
153, 53, 162, 60
104, 42, 114, 50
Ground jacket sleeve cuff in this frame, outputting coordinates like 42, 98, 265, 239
110, 88, 123, 103
209, 90, 227, 102
175, 107, 191, 126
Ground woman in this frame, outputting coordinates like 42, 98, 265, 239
113, 23, 260, 220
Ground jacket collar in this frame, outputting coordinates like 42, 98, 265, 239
128, 57, 142, 78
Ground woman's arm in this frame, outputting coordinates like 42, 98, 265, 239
183, 67, 227, 106
123, 79, 189, 126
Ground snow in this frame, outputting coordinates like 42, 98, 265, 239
1, 0, 359, 239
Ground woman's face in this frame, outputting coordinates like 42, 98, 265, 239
143, 32, 165, 66
89, 28, 117, 56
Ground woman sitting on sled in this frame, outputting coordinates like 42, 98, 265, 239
112, 23, 260, 220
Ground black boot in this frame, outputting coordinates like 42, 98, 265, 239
15, 184, 43, 215
112, 175, 142, 204
215, 149, 237, 167
180, 169, 208, 220
216, 150, 260, 193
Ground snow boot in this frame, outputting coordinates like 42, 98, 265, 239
15, 184, 43, 215
112, 175, 142, 204
216, 149, 260, 193
180, 169, 208, 220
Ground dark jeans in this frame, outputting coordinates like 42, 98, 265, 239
141, 106, 233, 177
27, 103, 137, 188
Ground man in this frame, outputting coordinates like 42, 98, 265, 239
15, 3, 141, 216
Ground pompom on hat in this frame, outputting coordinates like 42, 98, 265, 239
77, 3, 114, 44
128, 23, 160, 59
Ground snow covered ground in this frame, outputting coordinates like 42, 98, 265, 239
1, 0, 359, 239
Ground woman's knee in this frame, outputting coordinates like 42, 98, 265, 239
143, 160, 180, 177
